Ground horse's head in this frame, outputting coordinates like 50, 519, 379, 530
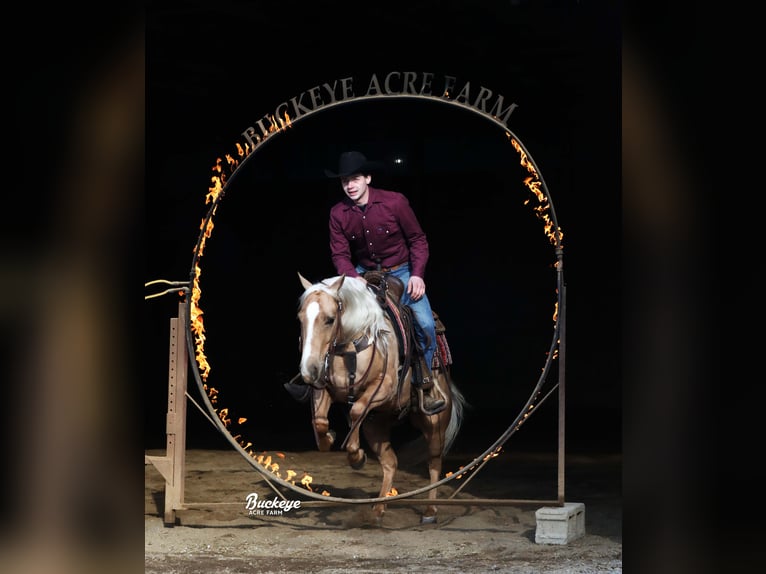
297, 273, 346, 384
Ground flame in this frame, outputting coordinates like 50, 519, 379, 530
482, 448, 503, 462
515, 407, 536, 431
446, 467, 466, 479
444, 446, 506, 479
386, 487, 398, 497
510, 137, 564, 248
279, 111, 293, 130
217, 407, 232, 427
189, 261, 211, 381
224, 153, 239, 172
206, 159, 224, 204
184, 110, 316, 500
321, 490, 331, 497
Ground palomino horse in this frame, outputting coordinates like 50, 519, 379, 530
296, 272, 466, 524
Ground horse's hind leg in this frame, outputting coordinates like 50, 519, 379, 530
311, 388, 335, 451
421, 453, 442, 524
361, 417, 396, 523
418, 409, 452, 524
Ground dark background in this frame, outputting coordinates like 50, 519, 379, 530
7, 1, 758, 573
144, 1, 620, 455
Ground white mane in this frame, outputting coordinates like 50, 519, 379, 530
304, 275, 391, 349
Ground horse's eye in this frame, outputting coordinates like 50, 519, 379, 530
325, 316, 335, 326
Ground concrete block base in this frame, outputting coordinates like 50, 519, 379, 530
535, 502, 586, 544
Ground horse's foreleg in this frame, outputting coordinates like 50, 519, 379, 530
362, 417, 396, 523
344, 399, 369, 470
311, 388, 335, 451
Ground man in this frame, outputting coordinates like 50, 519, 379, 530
325, 150, 445, 414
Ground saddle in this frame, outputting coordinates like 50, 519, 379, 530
364, 270, 404, 306
363, 271, 451, 363
363, 271, 453, 415
362, 271, 452, 383
363, 271, 413, 378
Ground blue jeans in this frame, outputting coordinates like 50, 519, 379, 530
357, 264, 437, 372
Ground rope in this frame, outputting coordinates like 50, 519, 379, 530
184, 391, 218, 429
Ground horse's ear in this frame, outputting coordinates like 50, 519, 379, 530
298, 272, 313, 290
328, 274, 346, 292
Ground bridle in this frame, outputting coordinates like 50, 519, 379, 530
318, 296, 390, 403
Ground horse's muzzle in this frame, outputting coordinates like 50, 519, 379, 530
300, 352, 329, 387
300, 366, 319, 384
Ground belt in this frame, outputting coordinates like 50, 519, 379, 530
368, 261, 408, 272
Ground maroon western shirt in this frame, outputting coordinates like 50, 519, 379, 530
329, 186, 429, 278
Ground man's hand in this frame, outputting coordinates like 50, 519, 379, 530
408, 275, 426, 300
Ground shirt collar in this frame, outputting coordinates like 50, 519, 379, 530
341, 186, 378, 211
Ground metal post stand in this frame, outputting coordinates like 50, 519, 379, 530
557, 282, 567, 504
145, 300, 188, 525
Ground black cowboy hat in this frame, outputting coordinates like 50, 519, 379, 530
324, 151, 383, 178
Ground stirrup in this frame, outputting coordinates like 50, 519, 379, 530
417, 387, 446, 415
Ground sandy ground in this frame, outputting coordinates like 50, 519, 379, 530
145, 446, 621, 573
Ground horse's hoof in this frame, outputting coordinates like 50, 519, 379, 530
370, 505, 385, 526
350, 451, 367, 470
420, 514, 437, 525
318, 429, 336, 452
